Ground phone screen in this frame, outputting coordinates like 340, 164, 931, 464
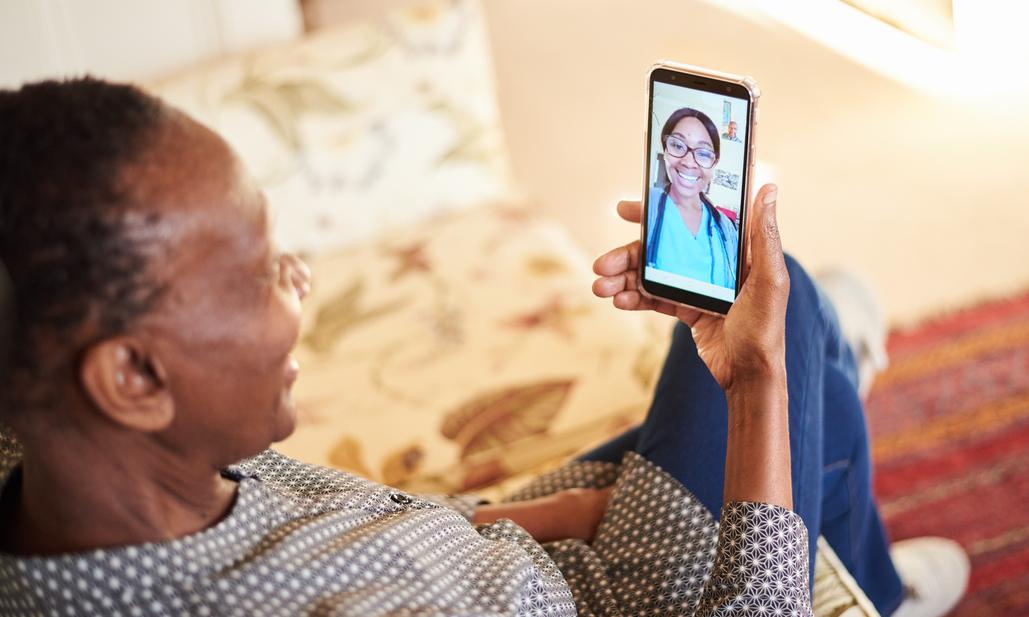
641, 69, 753, 314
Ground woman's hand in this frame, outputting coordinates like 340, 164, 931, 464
551, 487, 613, 542
592, 184, 789, 390
473, 487, 613, 543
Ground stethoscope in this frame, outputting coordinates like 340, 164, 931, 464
647, 188, 734, 286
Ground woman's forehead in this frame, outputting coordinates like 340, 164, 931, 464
671, 117, 712, 145
144, 185, 269, 292
120, 112, 273, 287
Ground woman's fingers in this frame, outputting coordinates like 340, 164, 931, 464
593, 266, 639, 298
652, 300, 679, 317
592, 274, 626, 298
593, 237, 679, 315
592, 241, 640, 277
597, 199, 688, 315
676, 307, 703, 327
593, 201, 644, 299
616, 200, 643, 224
613, 289, 648, 310
612, 287, 679, 316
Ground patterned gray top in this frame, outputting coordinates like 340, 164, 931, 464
0, 450, 811, 616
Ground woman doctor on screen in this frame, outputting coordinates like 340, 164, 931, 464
646, 107, 739, 289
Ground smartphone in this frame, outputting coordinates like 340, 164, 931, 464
638, 61, 760, 316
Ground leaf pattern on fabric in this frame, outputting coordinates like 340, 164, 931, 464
428, 99, 497, 165
632, 343, 664, 391
381, 444, 426, 486
393, 0, 471, 56
440, 380, 574, 459
502, 296, 591, 339
492, 205, 532, 225
524, 254, 568, 277
302, 279, 408, 354
328, 436, 372, 478
224, 75, 356, 151
293, 396, 331, 426
387, 241, 432, 280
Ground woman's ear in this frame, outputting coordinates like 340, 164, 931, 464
79, 338, 174, 432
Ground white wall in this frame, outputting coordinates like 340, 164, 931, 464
0, 0, 302, 87
483, 0, 1029, 325
4, 0, 1027, 324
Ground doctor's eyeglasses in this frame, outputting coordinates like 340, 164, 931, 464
663, 136, 717, 169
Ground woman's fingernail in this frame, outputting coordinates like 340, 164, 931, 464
763, 189, 778, 205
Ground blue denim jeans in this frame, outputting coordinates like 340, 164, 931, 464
579, 255, 905, 615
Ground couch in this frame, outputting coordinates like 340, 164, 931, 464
0, 1, 880, 614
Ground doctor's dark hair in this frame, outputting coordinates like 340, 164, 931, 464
0, 77, 168, 413
660, 107, 721, 159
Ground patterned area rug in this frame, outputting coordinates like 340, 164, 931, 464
866, 291, 1029, 616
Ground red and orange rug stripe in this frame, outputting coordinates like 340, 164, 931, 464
866, 290, 1029, 617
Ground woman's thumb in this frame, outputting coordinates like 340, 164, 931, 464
749, 184, 786, 281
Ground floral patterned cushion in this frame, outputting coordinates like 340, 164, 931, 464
150, 0, 514, 255
275, 203, 667, 494
268, 203, 880, 616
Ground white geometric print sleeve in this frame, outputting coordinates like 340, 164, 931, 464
0, 449, 810, 616
695, 502, 811, 616
507, 451, 812, 616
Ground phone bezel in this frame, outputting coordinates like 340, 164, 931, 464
639, 64, 758, 316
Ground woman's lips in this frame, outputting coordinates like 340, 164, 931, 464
675, 168, 700, 187
675, 167, 699, 189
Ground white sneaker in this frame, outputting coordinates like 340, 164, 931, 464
815, 268, 889, 400
889, 537, 970, 617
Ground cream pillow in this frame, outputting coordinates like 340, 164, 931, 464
276, 204, 668, 493
150, 0, 514, 255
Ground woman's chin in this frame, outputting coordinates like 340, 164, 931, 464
671, 183, 701, 201
272, 396, 298, 443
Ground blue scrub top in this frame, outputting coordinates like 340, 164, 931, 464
648, 188, 737, 289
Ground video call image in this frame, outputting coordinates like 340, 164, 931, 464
644, 81, 749, 302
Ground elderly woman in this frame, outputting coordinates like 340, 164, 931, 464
647, 107, 738, 290
0, 79, 964, 617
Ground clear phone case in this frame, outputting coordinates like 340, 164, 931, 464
637, 61, 761, 316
